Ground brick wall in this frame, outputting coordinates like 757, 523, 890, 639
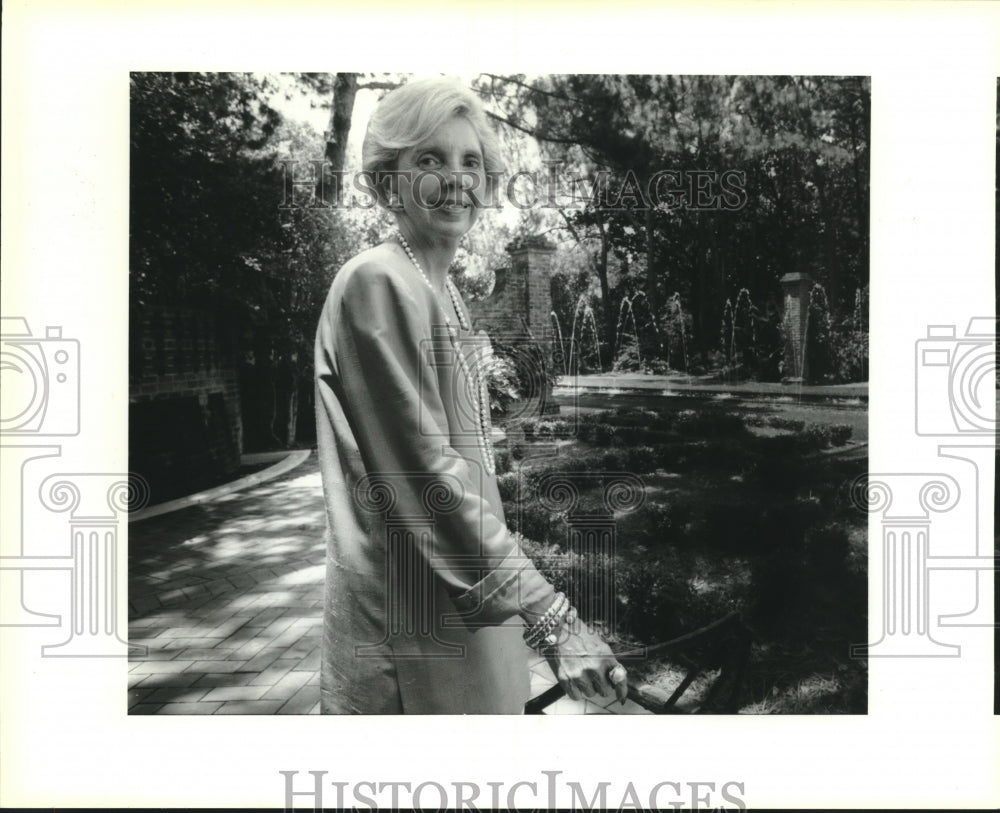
129, 306, 243, 504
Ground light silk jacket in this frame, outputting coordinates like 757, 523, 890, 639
314, 249, 557, 713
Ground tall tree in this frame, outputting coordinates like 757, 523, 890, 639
476, 74, 869, 367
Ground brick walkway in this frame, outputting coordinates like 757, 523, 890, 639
128, 458, 328, 714
127, 453, 649, 715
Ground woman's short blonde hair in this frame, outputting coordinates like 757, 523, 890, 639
361, 76, 504, 207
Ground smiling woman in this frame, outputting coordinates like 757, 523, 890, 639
392, 116, 487, 242
313, 77, 628, 714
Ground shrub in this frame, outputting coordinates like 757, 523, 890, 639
799, 423, 853, 450
495, 470, 526, 503
673, 410, 747, 439
804, 522, 850, 574
753, 306, 785, 382
508, 501, 563, 546
830, 424, 852, 446
744, 415, 806, 433
613, 336, 643, 372
620, 502, 689, 548
625, 445, 658, 474
695, 502, 767, 554
804, 284, 835, 384
599, 449, 629, 471
593, 423, 619, 446
485, 335, 560, 419
832, 321, 868, 384
831, 286, 868, 383
493, 449, 513, 475
517, 534, 571, 593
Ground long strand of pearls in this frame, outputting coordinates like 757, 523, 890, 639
395, 232, 496, 476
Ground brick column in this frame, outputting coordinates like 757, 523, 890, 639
780, 272, 813, 381
507, 238, 556, 343
470, 236, 560, 418
508, 238, 557, 414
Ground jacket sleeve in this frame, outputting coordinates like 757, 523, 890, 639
323, 261, 557, 627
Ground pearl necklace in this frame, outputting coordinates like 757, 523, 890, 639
395, 231, 496, 476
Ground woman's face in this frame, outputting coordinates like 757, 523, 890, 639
393, 116, 486, 244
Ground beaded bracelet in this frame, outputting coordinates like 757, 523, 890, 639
525, 609, 567, 651
523, 592, 568, 649
523, 592, 566, 647
536, 605, 580, 653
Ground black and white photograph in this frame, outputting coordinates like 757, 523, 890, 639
2, 2, 998, 810
126, 72, 870, 717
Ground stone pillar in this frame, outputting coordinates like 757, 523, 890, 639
508, 237, 556, 344
780, 272, 813, 381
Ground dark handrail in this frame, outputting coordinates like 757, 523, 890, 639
524, 611, 752, 715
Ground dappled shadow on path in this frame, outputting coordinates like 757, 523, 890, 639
129, 458, 326, 603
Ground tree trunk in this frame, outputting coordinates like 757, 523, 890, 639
285, 383, 299, 446
597, 224, 614, 365
325, 73, 360, 201
644, 199, 658, 317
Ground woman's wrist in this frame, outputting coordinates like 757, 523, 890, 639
523, 592, 580, 652
538, 605, 579, 653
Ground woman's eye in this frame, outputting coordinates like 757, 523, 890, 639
418, 155, 440, 168
465, 157, 481, 169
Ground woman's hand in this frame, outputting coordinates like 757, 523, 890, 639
543, 620, 628, 705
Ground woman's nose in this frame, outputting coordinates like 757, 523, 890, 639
442, 163, 474, 190
441, 168, 461, 189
